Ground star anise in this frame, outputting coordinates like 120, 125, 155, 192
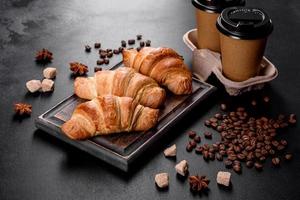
69, 62, 89, 75
188, 175, 210, 192
35, 49, 53, 63
14, 103, 32, 116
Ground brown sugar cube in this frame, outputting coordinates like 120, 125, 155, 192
175, 160, 189, 176
216, 171, 231, 187
26, 80, 42, 93
43, 67, 57, 79
163, 144, 176, 157
155, 173, 169, 189
41, 79, 54, 92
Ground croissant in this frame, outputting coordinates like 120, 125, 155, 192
61, 95, 159, 140
122, 47, 193, 95
74, 67, 166, 109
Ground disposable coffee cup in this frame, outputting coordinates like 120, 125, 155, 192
192, 0, 245, 52
216, 7, 273, 82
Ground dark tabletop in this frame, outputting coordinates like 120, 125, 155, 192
1, 0, 300, 199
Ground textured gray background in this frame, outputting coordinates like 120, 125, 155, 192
0, 0, 300, 199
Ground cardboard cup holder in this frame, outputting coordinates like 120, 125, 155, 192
183, 29, 278, 96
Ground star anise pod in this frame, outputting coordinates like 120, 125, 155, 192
69, 62, 89, 75
35, 49, 53, 63
14, 103, 32, 116
188, 175, 210, 192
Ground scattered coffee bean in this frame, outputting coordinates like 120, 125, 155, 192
189, 140, 197, 149
203, 150, 209, 161
94, 67, 102, 72
224, 160, 232, 168
96, 59, 104, 65
186, 144, 193, 152
204, 132, 212, 139
121, 40, 126, 47
94, 43, 101, 48
216, 153, 223, 161
288, 114, 297, 124
251, 100, 257, 106
284, 153, 293, 161
263, 96, 270, 103
233, 164, 241, 174
195, 146, 203, 154
99, 49, 106, 53
254, 162, 263, 171
106, 48, 112, 52
119, 47, 124, 52
85, 45, 91, 52
128, 39, 135, 45
100, 52, 107, 58
140, 41, 145, 47
272, 157, 280, 166
194, 136, 201, 143
204, 120, 211, 127
136, 47, 142, 52
188, 131, 196, 139
246, 161, 254, 168
104, 58, 109, 64
220, 103, 227, 111
107, 51, 113, 58
137, 34, 142, 40
113, 49, 120, 54
145, 40, 151, 46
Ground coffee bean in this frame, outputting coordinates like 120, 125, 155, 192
186, 144, 193, 152
284, 153, 293, 161
136, 47, 142, 52
137, 34, 142, 40
209, 152, 215, 160
215, 113, 222, 119
106, 48, 112, 52
216, 153, 223, 161
194, 136, 201, 143
228, 154, 237, 161
280, 139, 288, 146
277, 145, 285, 151
96, 59, 104, 65
128, 39, 135, 45
220, 103, 227, 111
94, 67, 102, 72
203, 151, 209, 161
104, 58, 109, 64
251, 100, 257, 106
204, 132, 212, 139
195, 146, 203, 154
85, 45, 91, 52
107, 51, 113, 58
288, 114, 297, 124
140, 41, 145, 47
121, 40, 126, 47
224, 160, 232, 168
94, 43, 101, 48
189, 140, 197, 149
188, 131, 196, 139
204, 120, 211, 127
237, 153, 245, 161
272, 157, 280, 166
254, 162, 263, 171
113, 49, 120, 54
145, 40, 151, 46
233, 164, 242, 174
100, 52, 107, 58
263, 96, 270, 103
246, 161, 254, 168
209, 117, 218, 123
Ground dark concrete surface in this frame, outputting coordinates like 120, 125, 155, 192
0, 0, 300, 199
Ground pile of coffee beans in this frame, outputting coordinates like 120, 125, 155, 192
186, 99, 296, 173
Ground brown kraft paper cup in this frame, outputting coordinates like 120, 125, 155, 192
220, 34, 267, 81
196, 10, 220, 52
217, 7, 273, 82
192, 0, 246, 52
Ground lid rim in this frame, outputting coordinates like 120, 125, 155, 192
192, 0, 246, 13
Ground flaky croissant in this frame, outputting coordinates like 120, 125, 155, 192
61, 95, 159, 140
122, 47, 193, 95
74, 67, 166, 109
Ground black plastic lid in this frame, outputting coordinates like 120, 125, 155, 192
192, 0, 246, 13
216, 7, 273, 39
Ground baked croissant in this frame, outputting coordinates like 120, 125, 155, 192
122, 47, 193, 95
61, 95, 159, 140
74, 67, 166, 109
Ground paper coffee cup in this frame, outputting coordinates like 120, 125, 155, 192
192, 0, 245, 52
217, 7, 273, 82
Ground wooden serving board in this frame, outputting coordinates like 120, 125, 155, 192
35, 62, 216, 171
